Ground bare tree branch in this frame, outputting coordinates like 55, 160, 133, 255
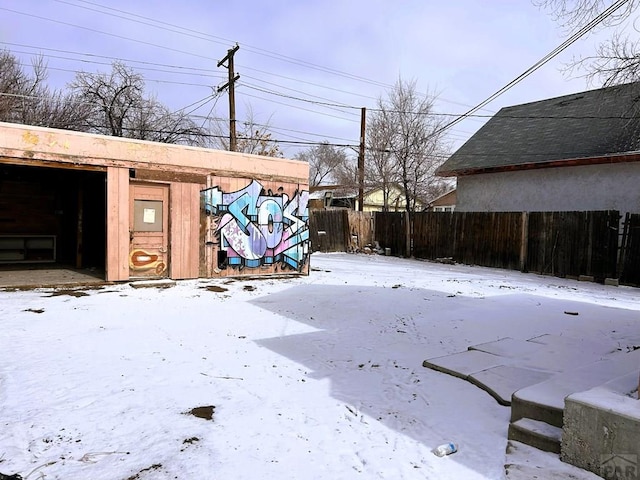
367, 78, 451, 213
296, 142, 350, 187
536, 0, 640, 85
69, 61, 207, 145
0, 50, 92, 130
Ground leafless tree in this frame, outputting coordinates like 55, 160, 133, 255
535, 0, 640, 85
365, 109, 398, 211
368, 79, 450, 214
210, 105, 283, 156
0, 50, 91, 130
296, 141, 350, 187
70, 61, 207, 145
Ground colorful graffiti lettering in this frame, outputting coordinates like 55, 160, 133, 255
201, 180, 310, 270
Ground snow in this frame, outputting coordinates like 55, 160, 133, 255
0, 253, 639, 480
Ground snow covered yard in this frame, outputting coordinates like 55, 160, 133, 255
1, 253, 639, 480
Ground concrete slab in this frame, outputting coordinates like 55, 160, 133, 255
468, 365, 552, 406
513, 348, 640, 411
130, 279, 176, 289
0, 265, 106, 289
527, 334, 619, 357
470, 337, 544, 358
422, 350, 506, 379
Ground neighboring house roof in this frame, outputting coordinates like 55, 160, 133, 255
428, 188, 456, 207
438, 82, 640, 177
309, 185, 357, 200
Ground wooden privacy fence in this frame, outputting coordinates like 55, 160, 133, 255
525, 211, 618, 282
379, 210, 622, 284
375, 212, 408, 257
309, 210, 374, 253
619, 213, 640, 286
310, 209, 639, 286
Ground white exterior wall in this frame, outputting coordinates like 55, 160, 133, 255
456, 162, 640, 213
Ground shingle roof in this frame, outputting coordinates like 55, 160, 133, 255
438, 82, 640, 176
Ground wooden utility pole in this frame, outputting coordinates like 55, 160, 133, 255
358, 107, 366, 212
217, 44, 240, 152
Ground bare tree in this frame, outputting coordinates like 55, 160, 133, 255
0, 50, 91, 130
210, 105, 282, 156
70, 61, 207, 145
296, 141, 350, 187
535, 0, 640, 85
365, 109, 398, 211
368, 79, 450, 214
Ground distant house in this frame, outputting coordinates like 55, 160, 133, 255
360, 184, 424, 212
309, 184, 425, 212
427, 189, 456, 212
437, 82, 640, 214
309, 185, 357, 210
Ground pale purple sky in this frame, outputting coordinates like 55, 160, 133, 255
0, 0, 624, 156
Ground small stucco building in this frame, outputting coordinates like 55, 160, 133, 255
437, 82, 640, 214
0, 122, 310, 282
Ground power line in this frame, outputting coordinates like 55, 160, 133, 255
13, 61, 215, 89
435, 0, 632, 135
50, 0, 494, 112
0, 7, 215, 61
240, 91, 361, 123
0, 41, 221, 77
241, 83, 360, 117
2, 8, 491, 125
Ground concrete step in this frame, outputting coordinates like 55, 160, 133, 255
510, 390, 564, 428
510, 349, 640, 428
504, 440, 603, 480
508, 418, 562, 454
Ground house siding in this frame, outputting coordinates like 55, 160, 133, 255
456, 162, 640, 213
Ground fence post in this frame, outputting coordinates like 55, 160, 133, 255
520, 211, 529, 272
405, 210, 411, 257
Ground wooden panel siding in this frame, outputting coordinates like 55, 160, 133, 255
170, 182, 201, 279
106, 167, 130, 281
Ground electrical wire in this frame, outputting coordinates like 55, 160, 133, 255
50, 0, 495, 112
433, 0, 632, 135
1, 41, 221, 77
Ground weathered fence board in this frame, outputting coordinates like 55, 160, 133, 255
526, 211, 618, 281
620, 213, 640, 286
413, 212, 456, 259
375, 212, 407, 256
309, 210, 349, 252
347, 211, 375, 251
455, 212, 523, 269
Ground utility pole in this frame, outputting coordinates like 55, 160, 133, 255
217, 44, 240, 152
358, 107, 366, 212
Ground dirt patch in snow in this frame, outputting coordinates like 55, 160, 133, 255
187, 405, 215, 421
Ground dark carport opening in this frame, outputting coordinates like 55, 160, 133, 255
0, 164, 107, 280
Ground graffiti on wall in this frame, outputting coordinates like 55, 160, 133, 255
201, 180, 310, 270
